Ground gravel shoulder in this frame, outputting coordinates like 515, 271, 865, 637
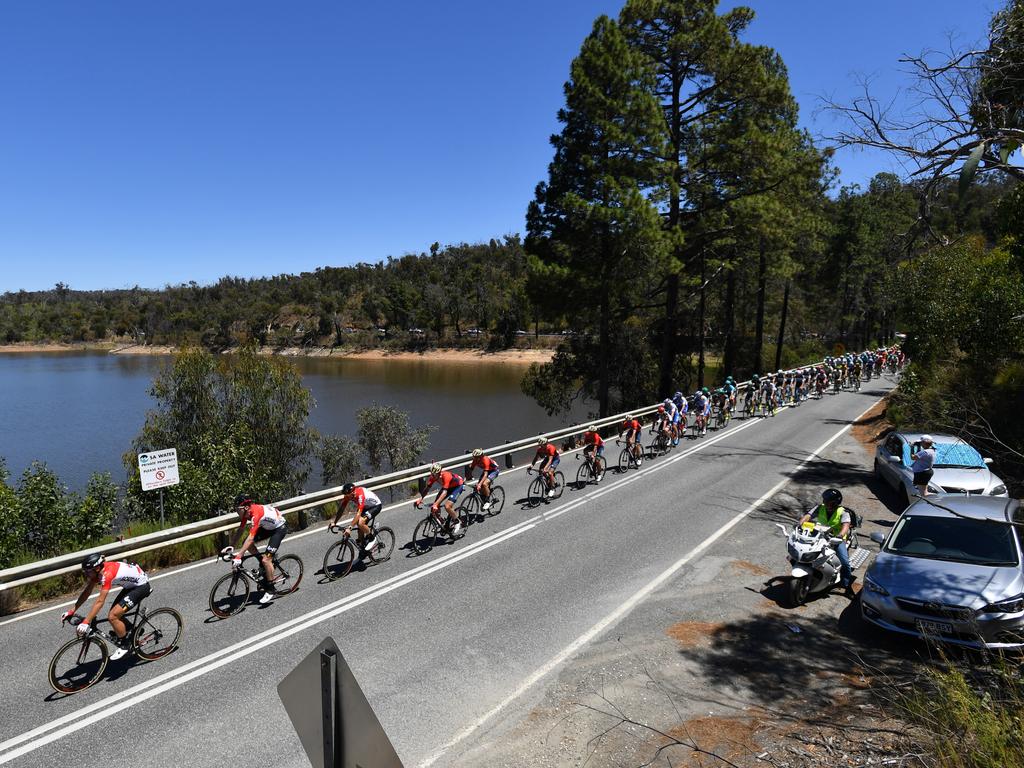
446, 398, 928, 768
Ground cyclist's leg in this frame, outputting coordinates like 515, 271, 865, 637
262, 525, 287, 581
109, 582, 151, 640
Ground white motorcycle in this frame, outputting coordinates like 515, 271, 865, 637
775, 520, 862, 606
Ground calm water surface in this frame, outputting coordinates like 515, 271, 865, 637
0, 352, 588, 490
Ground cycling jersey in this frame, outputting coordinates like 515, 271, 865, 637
99, 561, 148, 590
694, 394, 710, 415
621, 419, 642, 434
469, 455, 499, 474
247, 503, 286, 531
662, 399, 678, 418
347, 487, 381, 513
426, 471, 464, 492
534, 444, 559, 461
583, 431, 604, 447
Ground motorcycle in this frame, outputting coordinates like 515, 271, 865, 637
775, 521, 861, 606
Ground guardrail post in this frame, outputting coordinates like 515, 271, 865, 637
298, 509, 309, 530
505, 442, 514, 469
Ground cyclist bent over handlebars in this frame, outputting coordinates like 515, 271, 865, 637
330, 483, 383, 554
232, 494, 287, 604
531, 437, 561, 498
61, 554, 150, 661
416, 464, 465, 536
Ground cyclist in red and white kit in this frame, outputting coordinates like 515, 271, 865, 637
61, 553, 150, 660
330, 483, 383, 555
232, 494, 287, 604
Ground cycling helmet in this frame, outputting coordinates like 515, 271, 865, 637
536, 436, 548, 446
341, 482, 355, 494
821, 488, 843, 505
624, 414, 634, 421
658, 404, 665, 412
429, 462, 442, 475
674, 391, 682, 399
82, 553, 105, 571
587, 424, 597, 432
471, 448, 483, 458
233, 493, 253, 507
702, 387, 709, 395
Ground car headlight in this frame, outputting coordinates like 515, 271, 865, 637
863, 575, 889, 597
981, 595, 1024, 614
989, 484, 1007, 496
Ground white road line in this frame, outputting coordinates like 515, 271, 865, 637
0, 392, 880, 763
418, 395, 884, 768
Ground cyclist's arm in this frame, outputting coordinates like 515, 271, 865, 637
330, 498, 350, 527
236, 527, 257, 556
68, 577, 96, 616
432, 488, 450, 509
82, 585, 112, 627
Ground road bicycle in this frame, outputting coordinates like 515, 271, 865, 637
410, 502, 468, 554
527, 466, 565, 505
740, 391, 754, 419
575, 450, 607, 487
648, 426, 672, 456
322, 517, 396, 581
615, 438, 643, 471
208, 548, 304, 618
459, 482, 506, 525
49, 600, 183, 694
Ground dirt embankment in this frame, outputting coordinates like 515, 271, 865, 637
0, 342, 554, 366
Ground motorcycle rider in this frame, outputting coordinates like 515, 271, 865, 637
797, 488, 854, 592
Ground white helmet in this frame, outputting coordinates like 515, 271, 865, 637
587, 424, 597, 432
537, 436, 548, 446
471, 448, 483, 458
429, 462, 442, 475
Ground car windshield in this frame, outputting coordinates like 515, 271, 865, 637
901, 441, 986, 469
885, 515, 1019, 566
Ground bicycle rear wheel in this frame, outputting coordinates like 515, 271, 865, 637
367, 526, 395, 564
133, 607, 183, 661
209, 572, 251, 618
48, 636, 108, 694
322, 538, 358, 581
552, 471, 565, 499
487, 486, 505, 516
271, 555, 304, 595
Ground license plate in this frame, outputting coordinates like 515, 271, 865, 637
916, 619, 953, 635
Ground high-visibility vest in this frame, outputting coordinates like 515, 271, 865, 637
816, 504, 845, 536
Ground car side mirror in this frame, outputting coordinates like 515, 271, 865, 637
983, 457, 993, 465
870, 532, 886, 545
888, 455, 901, 464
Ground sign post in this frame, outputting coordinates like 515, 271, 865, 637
137, 448, 180, 527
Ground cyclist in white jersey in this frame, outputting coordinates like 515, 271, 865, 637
232, 494, 287, 604
61, 554, 150, 660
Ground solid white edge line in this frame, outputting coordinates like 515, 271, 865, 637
0, 390, 881, 763
417, 395, 884, 768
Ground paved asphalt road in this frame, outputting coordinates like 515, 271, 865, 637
0, 378, 894, 768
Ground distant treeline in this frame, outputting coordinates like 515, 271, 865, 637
0, 237, 537, 350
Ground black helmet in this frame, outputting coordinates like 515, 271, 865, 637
341, 483, 355, 494
82, 553, 105, 571
822, 488, 843, 505
233, 493, 253, 507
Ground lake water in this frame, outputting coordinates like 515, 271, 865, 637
0, 352, 587, 491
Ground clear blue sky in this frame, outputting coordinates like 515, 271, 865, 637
0, 1, 995, 292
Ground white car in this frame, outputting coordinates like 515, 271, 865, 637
874, 431, 1008, 508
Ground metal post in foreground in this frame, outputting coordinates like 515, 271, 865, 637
158, 489, 165, 528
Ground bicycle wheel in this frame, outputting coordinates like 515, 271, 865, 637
487, 486, 505, 516
271, 555, 304, 595
617, 448, 631, 472
209, 571, 251, 618
528, 476, 546, 505
48, 636, 108, 694
367, 526, 395, 564
322, 538, 358, 581
411, 516, 441, 554
576, 462, 590, 488
132, 607, 183, 661
460, 494, 481, 528
552, 471, 565, 499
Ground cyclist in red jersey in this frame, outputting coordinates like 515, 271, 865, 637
61, 553, 150, 660
581, 425, 604, 462
530, 437, 561, 498
232, 494, 287, 604
619, 414, 644, 465
415, 463, 465, 536
330, 483, 383, 554
467, 448, 500, 511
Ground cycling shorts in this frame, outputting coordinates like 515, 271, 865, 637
115, 582, 152, 611
540, 456, 560, 470
671, 412, 681, 425
256, 523, 288, 554
486, 468, 500, 482
445, 484, 465, 502
584, 444, 605, 457
358, 502, 382, 522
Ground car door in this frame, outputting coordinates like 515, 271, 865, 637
880, 435, 904, 489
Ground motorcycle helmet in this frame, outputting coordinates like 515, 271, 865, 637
822, 488, 843, 505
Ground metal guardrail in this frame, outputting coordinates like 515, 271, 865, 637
0, 359, 841, 592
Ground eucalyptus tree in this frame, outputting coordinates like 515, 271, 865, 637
525, 15, 671, 416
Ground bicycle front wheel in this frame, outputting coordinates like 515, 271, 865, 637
553, 471, 565, 499
487, 486, 505, 516
271, 555, 304, 595
411, 516, 441, 554
617, 448, 631, 472
133, 607, 183, 661
322, 538, 357, 581
48, 636, 108, 694
576, 463, 590, 488
528, 477, 546, 505
209, 572, 251, 618
367, 526, 395, 564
